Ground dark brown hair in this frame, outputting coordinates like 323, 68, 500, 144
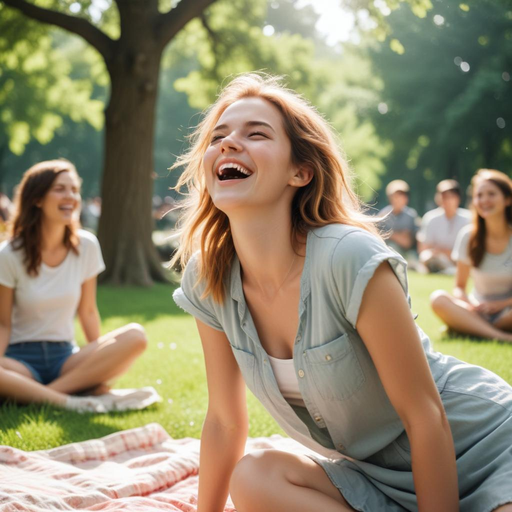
468, 169, 512, 268
9, 160, 81, 275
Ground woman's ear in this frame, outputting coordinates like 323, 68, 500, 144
289, 165, 314, 188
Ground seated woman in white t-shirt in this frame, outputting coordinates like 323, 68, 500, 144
431, 169, 512, 342
0, 160, 148, 412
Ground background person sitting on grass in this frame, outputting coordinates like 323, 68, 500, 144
0, 160, 148, 413
377, 179, 419, 264
417, 179, 471, 274
431, 169, 512, 342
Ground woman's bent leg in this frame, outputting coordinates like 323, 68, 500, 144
494, 309, 512, 333
430, 291, 512, 342
48, 323, 147, 394
0, 361, 67, 405
229, 449, 354, 512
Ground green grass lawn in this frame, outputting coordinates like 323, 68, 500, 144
1, 272, 511, 451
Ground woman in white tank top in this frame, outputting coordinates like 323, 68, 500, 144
431, 169, 512, 341
0, 160, 148, 412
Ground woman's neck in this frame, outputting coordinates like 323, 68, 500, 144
485, 215, 511, 239
229, 206, 304, 293
41, 221, 66, 251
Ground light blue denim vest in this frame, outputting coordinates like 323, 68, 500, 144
174, 224, 447, 461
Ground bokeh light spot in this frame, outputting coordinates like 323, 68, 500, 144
263, 25, 275, 36
378, 103, 388, 114
497, 118, 506, 129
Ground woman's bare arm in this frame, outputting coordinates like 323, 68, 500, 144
357, 263, 459, 512
77, 277, 101, 342
453, 261, 471, 304
0, 285, 13, 356
195, 319, 249, 512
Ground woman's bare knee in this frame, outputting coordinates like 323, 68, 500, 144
230, 451, 283, 510
0, 357, 34, 379
118, 323, 147, 353
230, 451, 265, 504
430, 290, 451, 313
229, 450, 350, 511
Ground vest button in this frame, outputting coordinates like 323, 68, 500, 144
325, 354, 332, 361
298, 369, 305, 378
337, 443, 345, 451
314, 416, 322, 422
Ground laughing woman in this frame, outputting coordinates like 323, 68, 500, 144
0, 160, 147, 412
172, 74, 512, 511
431, 169, 512, 342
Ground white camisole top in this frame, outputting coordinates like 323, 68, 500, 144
267, 355, 305, 407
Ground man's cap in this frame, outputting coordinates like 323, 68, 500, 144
385, 179, 410, 196
436, 179, 461, 195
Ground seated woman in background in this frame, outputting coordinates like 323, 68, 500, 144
431, 169, 512, 343
172, 74, 512, 512
0, 160, 148, 412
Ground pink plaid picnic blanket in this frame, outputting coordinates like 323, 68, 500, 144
0, 423, 314, 511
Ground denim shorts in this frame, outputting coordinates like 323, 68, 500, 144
4, 341, 79, 385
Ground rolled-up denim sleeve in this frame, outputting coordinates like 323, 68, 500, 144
173, 253, 224, 331
331, 231, 410, 329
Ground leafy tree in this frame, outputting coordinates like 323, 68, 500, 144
0, 8, 102, 189
1, 0, 426, 284
2, 0, 218, 285
368, 0, 512, 211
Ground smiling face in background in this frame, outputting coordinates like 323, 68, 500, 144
472, 179, 511, 222
38, 171, 81, 226
202, 97, 302, 214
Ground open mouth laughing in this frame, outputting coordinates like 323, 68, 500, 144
216, 162, 253, 181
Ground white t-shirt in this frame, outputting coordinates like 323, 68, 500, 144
417, 207, 471, 250
0, 230, 105, 344
452, 225, 512, 301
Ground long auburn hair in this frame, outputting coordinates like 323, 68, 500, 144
171, 73, 380, 303
9, 160, 81, 276
468, 168, 512, 268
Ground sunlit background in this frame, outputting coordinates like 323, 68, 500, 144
1, 0, 510, 213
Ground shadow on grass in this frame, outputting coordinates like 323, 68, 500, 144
97, 282, 188, 322
439, 326, 512, 346
0, 401, 162, 450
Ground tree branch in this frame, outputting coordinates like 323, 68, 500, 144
156, 0, 219, 48
200, 13, 222, 81
1, 0, 114, 60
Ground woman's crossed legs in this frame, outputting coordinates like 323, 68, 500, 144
0, 323, 147, 408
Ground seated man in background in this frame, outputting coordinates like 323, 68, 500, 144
417, 179, 471, 274
378, 179, 419, 261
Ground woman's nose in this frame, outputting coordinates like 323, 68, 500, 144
220, 132, 242, 153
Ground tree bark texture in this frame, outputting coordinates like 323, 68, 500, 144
98, 40, 167, 286
1, 0, 219, 285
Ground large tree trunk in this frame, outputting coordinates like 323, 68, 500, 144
1, 0, 219, 285
98, 35, 168, 286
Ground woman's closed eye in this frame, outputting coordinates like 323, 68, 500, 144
248, 131, 269, 138
210, 134, 225, 144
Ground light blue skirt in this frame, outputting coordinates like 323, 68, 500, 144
314, 356, 512, 511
